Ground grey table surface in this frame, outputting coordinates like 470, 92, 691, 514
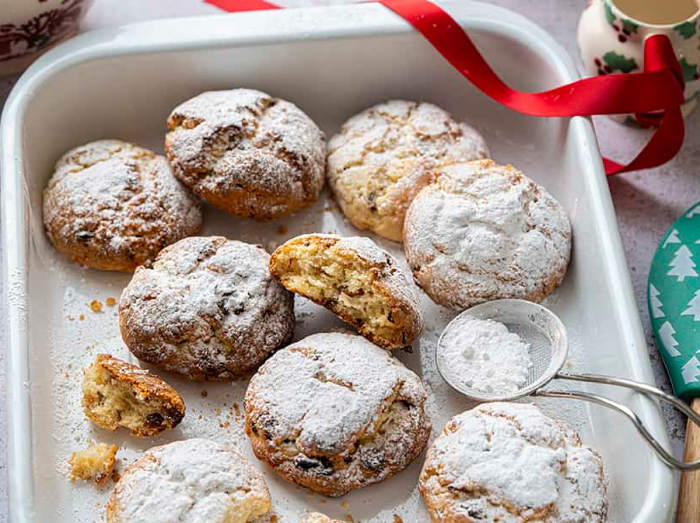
1, 0, 698, 521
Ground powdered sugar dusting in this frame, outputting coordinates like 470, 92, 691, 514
420, 403, 608, 523
438, 316, 532, 397
119, 236, 294, 380
404, 159, 571, 309
165, 89, 325, 219
108, 438, 271, 523
246, 332, 426, 455
42, 139, 202, 272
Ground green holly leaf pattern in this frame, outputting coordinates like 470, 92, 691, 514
680, 57, 698, 82
675, 21, 697, 39
621, 18, 639, 34
602, 51, 638, 73
604, 1, 615, 26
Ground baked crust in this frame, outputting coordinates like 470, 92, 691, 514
327, 100, 489, 242
269, 234, 422, 350
42, 139, 202, 272
165, 89, 325, 220
82, 354, 185, 437
244, 332, 431, 497
119, 236, 295, 381
404, 159, 571, 309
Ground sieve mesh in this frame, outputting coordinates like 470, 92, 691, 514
436, 299, 569, 402
503, 320, 552, 388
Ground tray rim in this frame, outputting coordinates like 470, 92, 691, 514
0, 2, 676, 522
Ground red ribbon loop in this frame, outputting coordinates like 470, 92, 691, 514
378, 0, 685, 175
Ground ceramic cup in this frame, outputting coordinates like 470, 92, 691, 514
578, 0, 700, 124
0, 0, 93, 77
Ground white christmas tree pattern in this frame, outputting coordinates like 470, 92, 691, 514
649, 284, 665, 319
682, 353, 700, 384
682, 289, 700, 321
687, 204, 700, 219
659, 321, 681, 357
668, 245, 698, 282
664, 229, 681, 248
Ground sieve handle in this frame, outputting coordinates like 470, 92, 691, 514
536, 372, 700, 470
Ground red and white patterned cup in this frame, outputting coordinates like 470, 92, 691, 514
578, 0, 700, 123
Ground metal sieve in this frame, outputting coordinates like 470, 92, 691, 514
436, 299, 700, 470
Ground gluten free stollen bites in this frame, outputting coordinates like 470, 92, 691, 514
107, 439, 271, 523
165, 88, 325, 220
119, 236, 294, 381
269, 234, 422, 350
244, 332, 431, 497
327, 100, 489, 242
404, 159, 571, 309
419, 403, 608, 523
43, 139, 202, 272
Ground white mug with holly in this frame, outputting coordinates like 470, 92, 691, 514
579, 0, 700, 123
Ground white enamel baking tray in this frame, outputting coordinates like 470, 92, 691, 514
1, 2, 676, 522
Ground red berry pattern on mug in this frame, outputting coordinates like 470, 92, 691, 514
603, 1, 639, 43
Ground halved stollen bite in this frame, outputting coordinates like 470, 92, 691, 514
269, 234, 422, 350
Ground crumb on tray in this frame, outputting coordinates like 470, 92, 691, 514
68, 442, 118, 484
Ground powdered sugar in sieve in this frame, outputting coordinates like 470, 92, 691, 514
436, 299, 700, 470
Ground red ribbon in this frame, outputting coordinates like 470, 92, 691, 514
210, 0, 686, 176
205, 0, 279, 12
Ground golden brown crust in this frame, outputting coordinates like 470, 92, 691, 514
165, 89, 325, 220
42, 140, 202, 272
82, 354, 185, 437
418, 403, 608, 523
327, 100, 489, 242
269, 234, 422, 350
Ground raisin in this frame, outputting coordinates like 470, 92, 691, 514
145, 412, 164, 427
76, 231, 94, 242
294, 456, 334, 476
294, 456, 321, 470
